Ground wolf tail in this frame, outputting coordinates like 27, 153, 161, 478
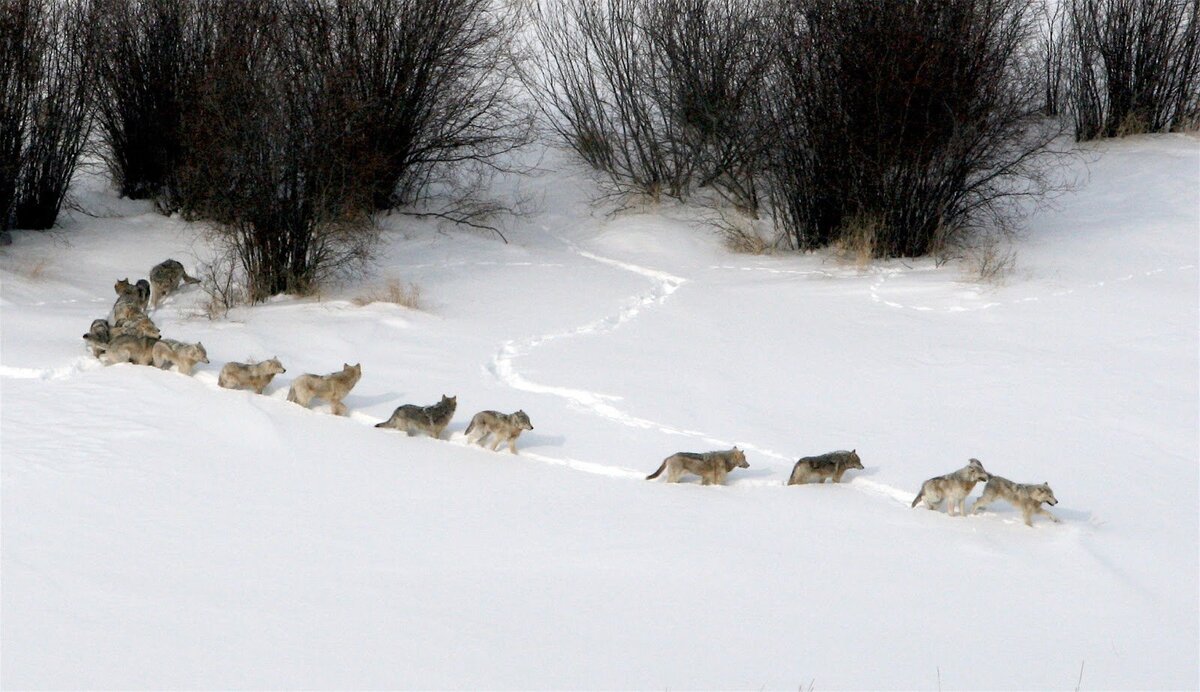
286, 385, 298, 403
182, 270, 201, 284
910, 488, 924, 508
464, 418, 476, 436
646, 460, 668, 480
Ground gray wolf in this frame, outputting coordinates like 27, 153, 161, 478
149, 259, 200, 308
287, 363, 362, 415
787, 449, 863, 485
82, 318, 111, 357
972, 476, 1061, 527
98, 334, 159, 366
646, 447, 749, 485
464, 409, 533, 453
111, 312, 160, 339
218, 358, 286, 394
114, 278, 150, 311
911, 458, 991, 515
375, 394, 457, 439
152, 338, 210, 375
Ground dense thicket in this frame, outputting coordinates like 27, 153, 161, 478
1, 0, 93, 232
765, 0, 1061, 257
179, 0, 526, 301
1066, 0, 1200, 140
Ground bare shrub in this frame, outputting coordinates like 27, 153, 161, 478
1, 0, 94, 231
353, 278, 421, 309
180, 0, 379, 302
527, 0, 774, 206
197, 246, 245, 319
1066, 0, 1200, 141
764, 0, 1063, 258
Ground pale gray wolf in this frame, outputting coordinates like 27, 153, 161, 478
464, 409, 533, 453
152, 338, 209, 375
972, 476, 1061, 527
82, 318, 111, 357
787, 449, 863, 485
375, 394, 457, 439
646, 447, 749, 485
287, 363, 362, 415
218, 358, 286, 394
113, 278, 150, 311
911, 458, 991, 515
111, 312, 161, 339
149, 259, 200, 308
97, 334, 160, 366
111, 299, 146, 324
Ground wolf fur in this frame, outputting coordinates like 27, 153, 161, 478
98, 334, 160, 366
375, 395, 457, 439
149, 259, 200, 308
972, 475, 1061, 526
287, 363, 362, 415
152, 338, 209, 375
82, 318, 111, 357
218, 358, 286, 394
911, 458, 991, 515
464, 409, 533, 453
111, 312, 160, 339
787, 449, 863, 485
646, 447, 749, 485
114, 278, 151, 311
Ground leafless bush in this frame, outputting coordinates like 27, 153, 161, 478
1039, 0, 1071, 115
1066, 0, 1200, 140
180, 0, 379, 302
764, 0, 1063, 258
527, 0, 774, 206
197, 246, 245, 319
1, 0, 94, 232
90, 0, 214, 202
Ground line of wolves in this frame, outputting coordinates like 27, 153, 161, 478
81, 260, 536, 452
80, 260, 1061, 527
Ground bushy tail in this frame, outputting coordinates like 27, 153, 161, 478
182, 270, 201, 285
286, 384, 298, 403
464, 418, 476, 436
646, 460, 667, 480
911, 488, 924, 508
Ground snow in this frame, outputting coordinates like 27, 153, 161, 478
2, 136, 1197, 689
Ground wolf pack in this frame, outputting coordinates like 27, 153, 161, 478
81, 259, 1063, 528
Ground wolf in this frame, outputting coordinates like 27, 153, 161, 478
911, 458, 991, 516
218, 358, 286, 394
98, 334, 159, 366
82, 318, 111, 357
152, 338, 210, 375
114, 278, 151, 311
375, 395, 457, 439
971, 476, 1061, 527
111, 312, 161, 339
464, 409, 533, 453
287, 363, 362, 415
149, 259, 201, 308
787, 449, 863, 485
646, 447, 749, 485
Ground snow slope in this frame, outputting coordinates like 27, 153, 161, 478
2, 136, 1197, 689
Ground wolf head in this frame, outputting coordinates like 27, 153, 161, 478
513, 410, 533, 431
114, 278, 138, 299
846, 449, 864, 470
1032, 483, 1058, 506
266, 357, 286, 374
188, 342, 210, 364
439, 394, 457, 411
964, 458, 990, 483
729, 446, 749, 469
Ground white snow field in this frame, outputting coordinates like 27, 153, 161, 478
2, 136, 1197, 689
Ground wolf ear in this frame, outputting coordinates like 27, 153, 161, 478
852, 448, 856, 454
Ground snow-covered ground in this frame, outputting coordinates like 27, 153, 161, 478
2, 136, 1197, 689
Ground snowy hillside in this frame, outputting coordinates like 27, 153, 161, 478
2, 135, 1197, 689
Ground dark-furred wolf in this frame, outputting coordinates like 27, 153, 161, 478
787, 449, 863, 485
376, 395, 457, 439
